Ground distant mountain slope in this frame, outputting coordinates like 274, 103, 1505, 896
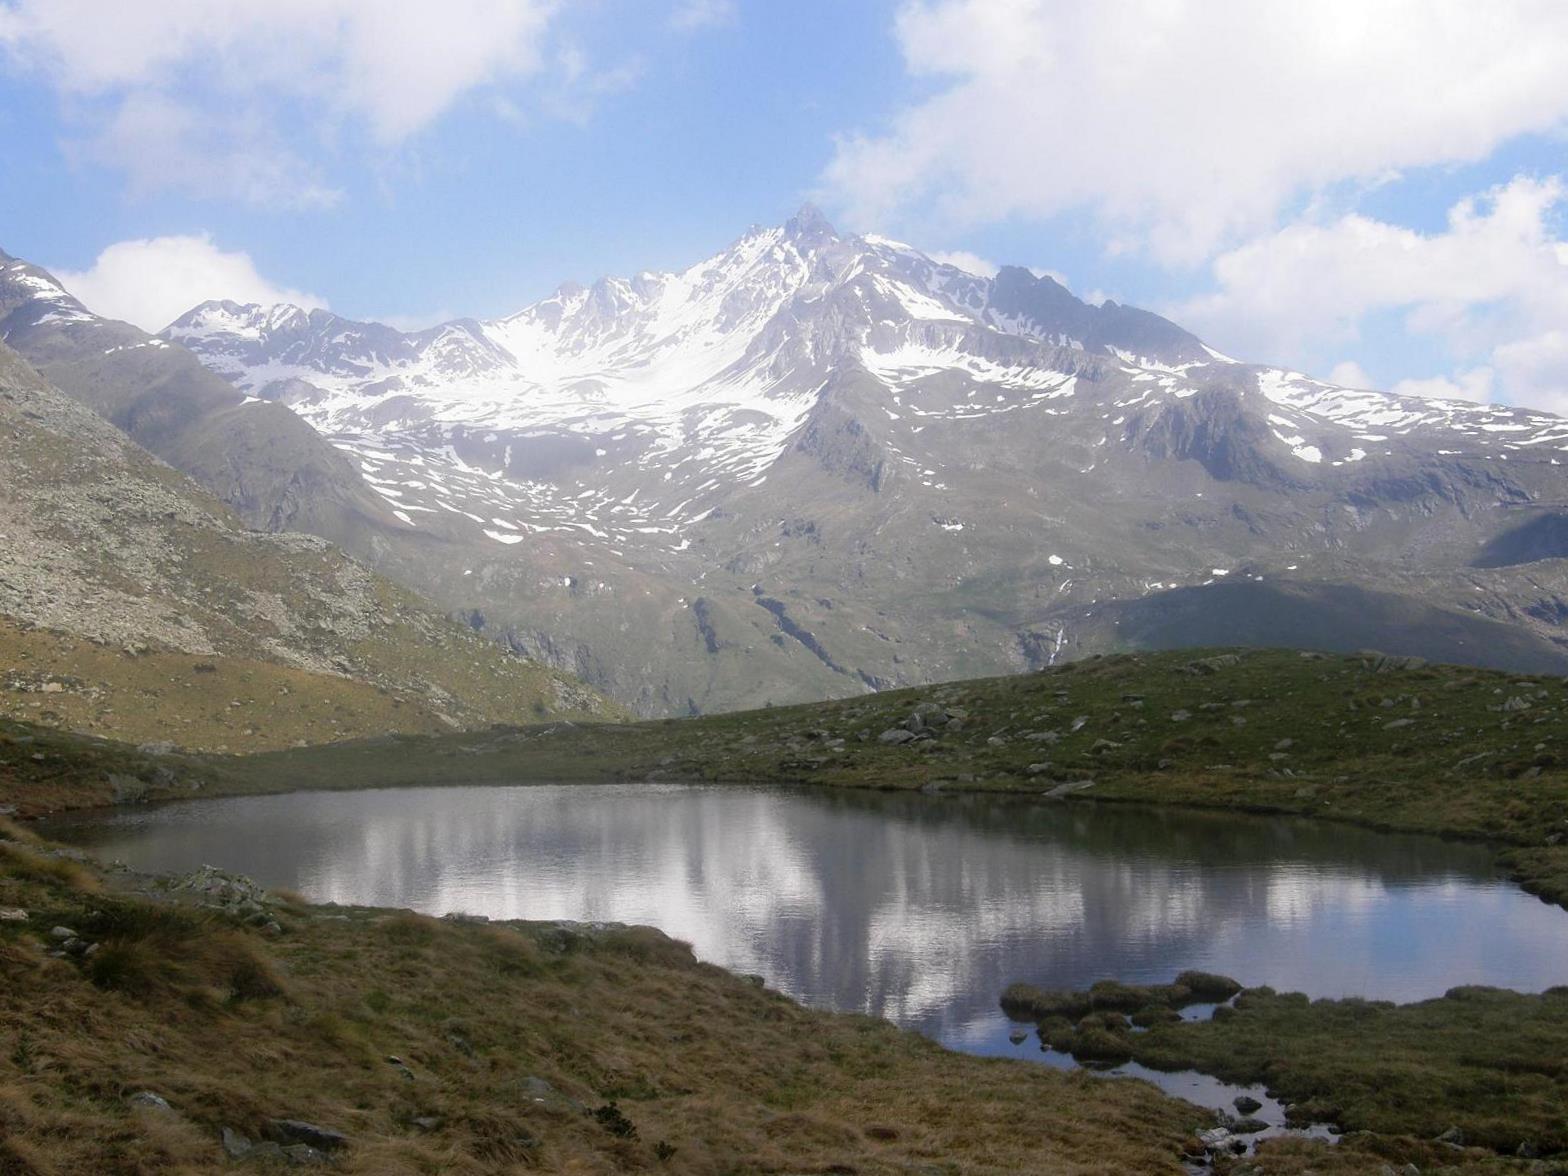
1029, 580, 1568, 675
145, 207, 1568, 711
0, 247, 406, 543
0, 341, 621, 750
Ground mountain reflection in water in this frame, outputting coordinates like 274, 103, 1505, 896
40, 783, 1568, 1056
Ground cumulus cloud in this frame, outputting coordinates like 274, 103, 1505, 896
1175, 175, 1568, 412
1389, 369, 1496, 405
0, 0, 563, 206
1327, 361, 1375, 391
73, 91, 343, 210
55, 234, 325, 332
821, 0, 1568, 262
928, 249, 998, 277
671, 0, 736, 31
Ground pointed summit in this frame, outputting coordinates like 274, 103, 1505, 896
782, 202, 838, 243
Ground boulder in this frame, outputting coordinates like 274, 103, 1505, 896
264, 1120, 348, 1152
907, 702, 949, 728
1184, 654, 1242, 675
521, 1075, 584, 1113
108, 773, 148, 804
221, 1127, 254, 1159
878, 728, 917, 745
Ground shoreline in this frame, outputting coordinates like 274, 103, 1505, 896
12, 776, 1565, 1171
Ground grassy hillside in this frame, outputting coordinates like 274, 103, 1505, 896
6, 649, 1568, 1171
0, 341, 623, 752
211, 647, 1568, 902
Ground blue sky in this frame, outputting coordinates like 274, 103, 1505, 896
2, 0, 1567, 411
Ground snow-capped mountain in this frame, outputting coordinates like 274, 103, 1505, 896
0, 246, 400, 544
165, 207, 1568, 555
65, 208, 1568, 711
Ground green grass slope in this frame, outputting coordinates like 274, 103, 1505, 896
215, 647, 1568, 903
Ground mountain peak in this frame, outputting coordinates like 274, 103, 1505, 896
783, 202, 838, 243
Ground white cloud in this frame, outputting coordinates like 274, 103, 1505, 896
1327, 361, 1375, 390
55, 234, 325, 332
1493, 331, 1568, 413
671, 0, 736, 31
0, 0, 563, 206
1389, 368, 1496, 405
928, 249, 998, 277
73, 91, 342, 211
822, 0, 1568, 261
1177, 176, 1568, 412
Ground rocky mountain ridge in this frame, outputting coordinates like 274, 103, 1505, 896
0, 340, 620, 750
13, 210, 1568, 714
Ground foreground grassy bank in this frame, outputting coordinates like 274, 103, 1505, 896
0, 818, 1210, 1175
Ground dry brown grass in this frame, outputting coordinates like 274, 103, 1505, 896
0, 842, 98, 892
0, 844, 1210, 1175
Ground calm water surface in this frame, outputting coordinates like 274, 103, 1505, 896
40, 783, 1568, 1063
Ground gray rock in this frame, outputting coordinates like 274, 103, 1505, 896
1170, 709, 1192, 722
1502, 696, 1532, 712
1383, 717, 1414, 729
877, 728, 916, 745
1231, 1117, 1268, 1134
265, 1119, 348, 1152
222, 1127, 254, 1159
128, 1091, 172, 1113
48, 926, 78, 941
985, 735, 1007, 747
0, 908, 27, 922
1197, 1127, 1232, 1148
1042, 779, 1096, 800
1233, 1095, 1262, 1115
1368, 653, 1427, 673
108, 773, 148, 804
1185, 654, 1242, 675
520, 1075, 584, 1113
